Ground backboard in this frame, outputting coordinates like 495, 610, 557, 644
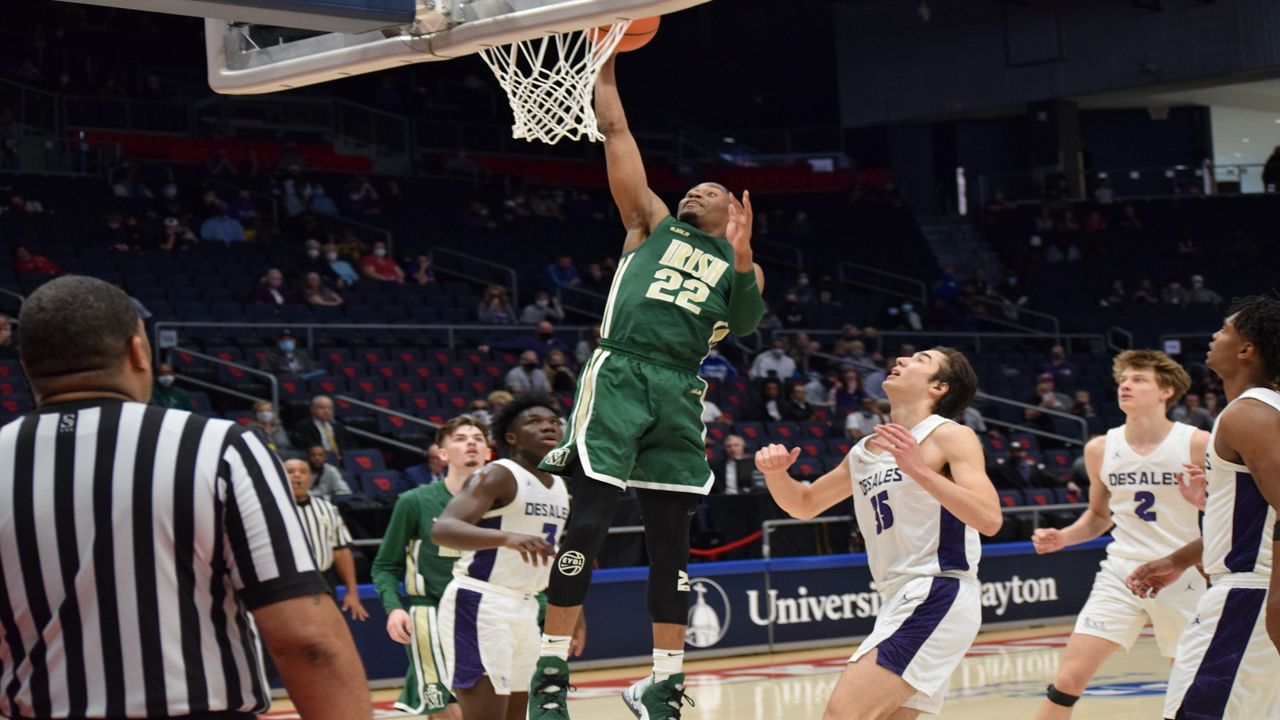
203, 0, 713, 95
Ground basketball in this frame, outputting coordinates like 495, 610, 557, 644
597, 16, 660, 53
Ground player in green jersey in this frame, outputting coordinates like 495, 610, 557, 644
530, 52, 766, 720
372, 416, 488, 719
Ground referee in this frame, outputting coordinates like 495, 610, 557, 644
282, 457, 369, 620
0, 276, 371, 719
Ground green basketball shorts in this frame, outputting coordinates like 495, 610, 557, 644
392, 604, 454, 715
539, 347, 715, 494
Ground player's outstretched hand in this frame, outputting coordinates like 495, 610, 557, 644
726, 190, 754, 270
1125, 556, 1182, 599
755, 443, 800, 474
504, 532, 556, 566
1031, 528, 1065, 555
1177, 462, 1207, 510
386, 608, 414, 645
869, 424, 926, 476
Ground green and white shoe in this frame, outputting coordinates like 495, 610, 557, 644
527, 656, 571, 720
621, 673, 693, 719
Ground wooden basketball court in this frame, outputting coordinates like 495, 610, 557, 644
264, 624, 1170, 718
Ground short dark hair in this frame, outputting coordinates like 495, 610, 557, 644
490, 392, 560, 451
19, 275, 141, 381
1228, 294, 1280, 385
929, 346, 978, 420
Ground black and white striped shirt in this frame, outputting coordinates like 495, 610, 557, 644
294, 495, 353, 573
0, 400, 329, 719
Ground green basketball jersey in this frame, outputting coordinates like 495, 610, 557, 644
600, 215, 735, 371
371, 482, 458, 611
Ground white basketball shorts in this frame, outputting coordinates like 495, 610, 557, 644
849, 575, 981, 716
437, 578, 541, 696
1163, 581, 1280, 720
1073, 555, 1205, 657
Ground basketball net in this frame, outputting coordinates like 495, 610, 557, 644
478, 21, 631, 145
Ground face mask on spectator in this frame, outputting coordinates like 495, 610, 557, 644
157, 375, 175, 387
256, 411, 275, 424
325, 251, 339, 262
536, 299, 549, 308
373, 247, 387, 257
307, 249, 320, 259
279, 340, 296, 353
522, 361, 539, 370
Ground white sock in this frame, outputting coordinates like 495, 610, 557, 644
540, 633, 572, 661
652, 649, 684, 681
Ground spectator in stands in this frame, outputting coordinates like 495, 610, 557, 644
1171, 393, 1214, 431
487, 390, 513, 417
262, 331, 323, 378
1081, 209, 1108, 234
299, 238, 328, 274
249, 400, 293, 454
463, 200, 498, 230
97, 211, 133, 252
791, 272, 814, 305
404, 442, 447, 487
1130, 278, 1159, 307
305, 445, 352, 499
1186, 274, 1224, 307
701, 397, 729, 424
308, 183, 339, 216
410, 254, 436, 286
710, 435, 760, 494
1117, 203, 1143, 230
1202, 392, 1222, 420
245, 268, 293, 306
14, 246, 59, 276
520, 290, 566, 324
543, 349, 577, 392
359, 241, 405, 283
111, 163, 152, 200
505, 350, 552, 393
751, 379, 784, 422
481, 320, 571, 360
962, 406, 987, 434
227, 190, 259, 225
1162, 280, 1190, 308
780, 381, 815, 422
699, 348, 738, 382
750, 338, 797, 380
155, 216, 196, 252
300, 272, 343, 307
150, 362, 192, 411
830, 367, 867, 417
477, 284, 517, 324
757, 301, 783, 331
545, 254, 581, 291
1040, 344, 1077, 381
991, 440, 1081, 494
291, 395, 354, 461
1044, 237, 1081, 264
1070, 389, 1097, 419
845, 395, 886, 441
345, 176, 381, 217
575, 324, 601, 365
205, 148, 236, 177
466, 397, 493, 427
1093, 179, 1115, 205
779, 291, 806, 328
861, 357, 893, 400
0, 314, 15, 359
1024, 372, 1071, 437
323, 243, 360, 288
1098, 279, 1127, 308
581, 263, 610, 293
199, 202, 246, 244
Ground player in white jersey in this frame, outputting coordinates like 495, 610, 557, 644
1126, 297, 1280, 720
430, 394, 574, 720
757, 347, 1002, 719
1031, 350, 1210, 719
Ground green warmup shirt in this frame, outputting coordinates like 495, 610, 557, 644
599, 215, 752, 371
371, 482, 458, 611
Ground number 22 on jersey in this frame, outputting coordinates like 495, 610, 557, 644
644, 237, 730, 316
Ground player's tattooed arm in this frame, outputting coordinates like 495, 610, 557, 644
430, 465, 555, 564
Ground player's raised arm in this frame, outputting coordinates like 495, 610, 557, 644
595, 54, 669, 250
1032, 435, 1113, 554
430, 465, 555, 564
872, 423, 1003, 536
756, 443, 854, 519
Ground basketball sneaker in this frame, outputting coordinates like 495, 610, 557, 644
622, 673, 693, 719
528, 656, 571, 720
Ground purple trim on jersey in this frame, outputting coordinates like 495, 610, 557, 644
1225, 472, 1267, 573
936, 508, 969, 572
465, 517, 504, 582
1177, 587, 1266, 719
875, 577, 959, 677
449, 588, 486, 689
